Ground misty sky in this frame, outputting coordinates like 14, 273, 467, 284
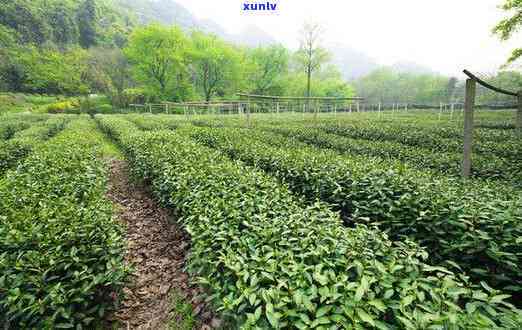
175, 0, 521, 76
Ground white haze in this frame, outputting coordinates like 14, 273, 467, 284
174, 0, 521, 76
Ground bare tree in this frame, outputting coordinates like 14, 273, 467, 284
296, 21, 330, 103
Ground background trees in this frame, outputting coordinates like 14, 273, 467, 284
86, 48, 134, 107
476, 71, 522, 104
1, 0, 518, 108
354, 68, 450, 104
77, 0, 98, 48
295, 22, 330, 99
16, 47, 90, 95
189, 32, 242, 102
494, 0, 522, 64
0, 0, 49, 45
124, 24, 189, 101
246, 45, 289, 95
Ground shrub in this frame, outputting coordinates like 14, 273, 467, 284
46, 101, 77, 114
0, 121, 29, 140
264, 126, 521, 183
97, 116, 522, 329
0, 116, 69, 175
187, 127, 522, 297
0, 119, 128, 328
97, 104, 113, 114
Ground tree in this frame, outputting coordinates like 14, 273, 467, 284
0, 26, 21, 91
247, 45, 289, 95
354, 68, 449, 104
77, 0, 98, 48
16, 46, 90, 95
493, 0, 522, 64
295, 21, 330, 99
476, 71, 522, 104
0, 0, 50, 45
445, 77, 458, 103
87, 47, 134, 107
47, 1, 79, 46
283, 64, 354, 98
188, 31, 242, 102
125, 24, 189, 100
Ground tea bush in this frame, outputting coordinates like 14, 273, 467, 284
0, 121, 30, 140
126, 114, 182, 131
97, 104, 113, 114
0, 119, 128, 328
320, 122, 522, 161
97, 116, 522, 329
187, 127, 522, 297
264, 126, 521, 184
0, 116, 69, 176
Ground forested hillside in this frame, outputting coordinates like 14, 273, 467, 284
0, 0, 520, 110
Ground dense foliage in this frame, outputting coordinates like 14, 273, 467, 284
319, 122, 522, 161
494, 0, 522, 63
97, 115, 522, 329
264, 125, 522, 183
0, 120, 30, 141
354, 67, 522, 105
1, 0, 519, 109
354, 67, 451, 104
152, 110, 522, 295
0, 119, 128, 327
0, 116, 69, 175
0, 0, 355, 106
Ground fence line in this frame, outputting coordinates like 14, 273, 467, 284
127, 101, 517, 116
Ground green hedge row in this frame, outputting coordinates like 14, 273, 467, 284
319, 122, 522, 160
97, 116, 522, 329
318, 119, 517, 143
0, 121, 30, 140
0, 117, 70, 176
263, 125, 521, 184
0, 119, 128, 328
125, 114, 182, 131
187, 127, 522, 298
0, 115, 50, 140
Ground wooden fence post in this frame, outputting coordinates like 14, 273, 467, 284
462, 79, 476, 178
246, 103, 251, 127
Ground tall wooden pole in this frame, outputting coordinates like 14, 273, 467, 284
462, 79, 476, 178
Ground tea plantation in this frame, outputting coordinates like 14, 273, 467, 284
1, 111, 521, 329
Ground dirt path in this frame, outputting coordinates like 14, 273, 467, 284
106, 160, 217, 329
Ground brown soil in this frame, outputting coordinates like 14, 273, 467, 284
105, 160, 217, 329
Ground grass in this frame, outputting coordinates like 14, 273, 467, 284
169, 290, 196, 330
0, 93, 64, 113
98, 134, 125, 160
